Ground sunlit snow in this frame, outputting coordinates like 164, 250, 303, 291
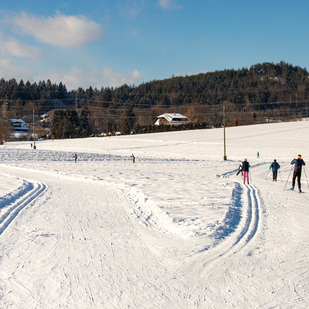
0, 120, 308, 308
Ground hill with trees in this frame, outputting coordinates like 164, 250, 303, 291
1, 61, 309, 140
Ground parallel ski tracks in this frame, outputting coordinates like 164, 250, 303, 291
220, 183, 261, 257
203, 182, 262, 268
217, 166, 262, 255
185, 182, 263, 301
231, 184, 260, 252
0, 178, 47, 235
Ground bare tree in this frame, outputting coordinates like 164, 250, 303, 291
0, 118, 10, 144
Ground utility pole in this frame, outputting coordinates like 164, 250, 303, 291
223, 105, 227, 160
75, 91, 78, 110
33, 109, 36, 149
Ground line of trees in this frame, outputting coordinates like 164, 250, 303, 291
1, 61, 309, 141
51, 108, 91, 139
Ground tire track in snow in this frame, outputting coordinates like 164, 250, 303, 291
0, 177, 47, 235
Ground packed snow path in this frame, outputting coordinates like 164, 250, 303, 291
0, 173, 46, 235
0, 121, 309, 308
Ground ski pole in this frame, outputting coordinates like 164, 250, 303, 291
303, 166, 309, 190
284, 167, 293, 190
278, 170, 281, 181
265, 169, 270, 180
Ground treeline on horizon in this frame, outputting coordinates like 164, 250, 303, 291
1, 61, 309, 138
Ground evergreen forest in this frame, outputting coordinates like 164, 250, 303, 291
1, 61, 309, 140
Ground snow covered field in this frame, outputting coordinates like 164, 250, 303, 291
0, 120, 308, 308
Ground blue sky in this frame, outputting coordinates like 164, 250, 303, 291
0, 0, 308, 90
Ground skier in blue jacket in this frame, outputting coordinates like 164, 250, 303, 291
269, 159, 280, 181
290, 155, 306, 192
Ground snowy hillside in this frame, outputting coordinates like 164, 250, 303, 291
0, 120, 309, 308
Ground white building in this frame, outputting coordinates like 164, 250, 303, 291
153, 113, 191, 126
9, 119, 29, 133
9, 119, 30, 140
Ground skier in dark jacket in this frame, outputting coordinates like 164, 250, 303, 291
270, 159, 280, 181
241, 158, 250, 184
290, 155, 306, 192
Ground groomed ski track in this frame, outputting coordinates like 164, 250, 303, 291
0, 172, 47, 235
0, 162, 265, 308
0, 153, 308, 308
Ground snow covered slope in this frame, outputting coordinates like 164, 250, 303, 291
0, 120, 308, 308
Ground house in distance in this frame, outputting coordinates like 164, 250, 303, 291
9, 119, 29, 134
8, 118, 30, 140
153, 113, 191, 126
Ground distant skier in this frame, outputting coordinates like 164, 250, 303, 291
241, 158, 250, 184
290, 155, 306, 192
74, 153, 77, 163
257, 151, 260, 158
131, 154, 135, 163
269, 159, 280, 181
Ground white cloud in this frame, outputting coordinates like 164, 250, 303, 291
39, 67, 144, 90
33, 67, 86, 91
11, 12, 104, 48
158, 0, 182, 10
118, 0, 144, 18
0, 58, 29, 80
103, 67, 143, 87
0, 34, 42, 59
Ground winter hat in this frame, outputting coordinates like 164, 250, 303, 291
298, 154, 302, 158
